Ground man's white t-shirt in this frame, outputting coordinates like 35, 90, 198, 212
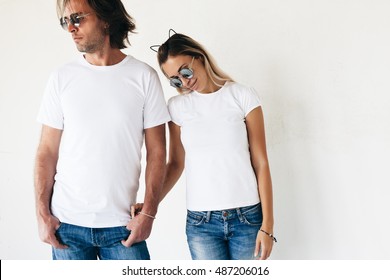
37, 55, 170, 228
168, 82, 261, 211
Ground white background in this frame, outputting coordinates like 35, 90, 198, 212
0, 0, 389, 260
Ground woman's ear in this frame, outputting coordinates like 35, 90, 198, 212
197, 55, 205, 65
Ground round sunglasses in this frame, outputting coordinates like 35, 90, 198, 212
169, 57, 195, 89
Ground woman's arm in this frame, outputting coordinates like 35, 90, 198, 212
160, 121, 185, 202
245, 106, 275, 259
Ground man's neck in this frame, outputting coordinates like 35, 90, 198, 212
84, 48, 126, 66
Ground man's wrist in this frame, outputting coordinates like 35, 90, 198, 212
139, 212, 156, 219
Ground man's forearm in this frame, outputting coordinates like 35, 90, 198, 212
142, 154, 166, 216
34, 126, 62, 218
142, 124, 167, 216
34, 149, 57, 218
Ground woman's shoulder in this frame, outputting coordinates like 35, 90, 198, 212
224, 81, 254, 92
223, 82, 258, 99
224, 82, 261, 109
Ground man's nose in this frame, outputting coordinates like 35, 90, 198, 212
67, 22, 77, 33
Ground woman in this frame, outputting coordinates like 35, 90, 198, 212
137, 32, 276, 260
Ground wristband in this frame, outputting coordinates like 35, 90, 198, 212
260, 229, 277, 242
139, 212, 156, 219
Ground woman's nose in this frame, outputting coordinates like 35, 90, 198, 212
180, 76, 191, 88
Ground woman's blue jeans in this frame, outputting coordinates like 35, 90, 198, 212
52, 223, 150, 260
186, 203, 262, 260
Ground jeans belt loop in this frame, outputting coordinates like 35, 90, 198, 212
205, 211, 211, 223
236, 207, 244, 223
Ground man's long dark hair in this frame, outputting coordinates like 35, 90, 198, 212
57, 0, 136, 49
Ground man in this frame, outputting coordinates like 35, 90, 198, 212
34, 0, 170, 260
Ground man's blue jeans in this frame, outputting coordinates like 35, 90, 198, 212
186, 203, 262, 260
52, 223, 150, 260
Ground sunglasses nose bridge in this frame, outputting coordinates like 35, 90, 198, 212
169, 67, 194, 88
179, 76, 191, 88
66, 18, 79, 32
66, 23, 76, 32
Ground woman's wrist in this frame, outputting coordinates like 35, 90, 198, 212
259, 229, 277, 242
260, 223, 274, 233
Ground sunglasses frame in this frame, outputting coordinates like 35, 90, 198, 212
169, 57, 195, 89
60, 13, 91, 30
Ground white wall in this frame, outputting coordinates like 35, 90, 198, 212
1, 0, 389, 260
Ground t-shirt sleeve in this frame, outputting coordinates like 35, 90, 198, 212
143, 69, 171, 129
240, 86, 262, 117
36, 71, 64, 130
167, 96, 182, 126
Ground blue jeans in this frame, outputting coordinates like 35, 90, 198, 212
52, 223, 150, 260
186, 203, 262, 260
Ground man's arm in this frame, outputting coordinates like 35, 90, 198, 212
122, 123, 166, 247
34, 125, 67, 249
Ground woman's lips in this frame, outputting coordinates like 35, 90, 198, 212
189, 79, 197, 91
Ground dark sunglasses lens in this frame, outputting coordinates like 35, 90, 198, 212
170, 78, 182, 88
70, 14, 80, 26
180, 68, 193, 79
60, 14, 80, 30
60, 18, 67, 30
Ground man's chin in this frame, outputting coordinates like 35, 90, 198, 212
76, 46, 86, 52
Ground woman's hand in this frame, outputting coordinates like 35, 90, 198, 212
254, 228, 275, 260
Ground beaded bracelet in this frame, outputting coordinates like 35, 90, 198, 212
260, 229, 277, 242
139, 212, 156, 219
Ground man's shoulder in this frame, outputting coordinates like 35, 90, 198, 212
124, 55, 156, 73
52, 56, 83, 74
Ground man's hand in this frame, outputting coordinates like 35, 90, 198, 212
37, 214, 67, 249
121, 213, 154, 247
130, 203, 144, 218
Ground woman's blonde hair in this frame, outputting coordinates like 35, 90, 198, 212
157, 33, 234, 94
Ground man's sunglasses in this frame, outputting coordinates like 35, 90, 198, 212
169, 57, 195, 89
60, 13, 91, 30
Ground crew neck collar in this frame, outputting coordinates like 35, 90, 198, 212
193, 81, 231, 96
79, 54, 131, 69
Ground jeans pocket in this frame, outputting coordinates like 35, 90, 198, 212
186, 210, 207, 226
241, 204, 263, 226
55, 222, 65, 234
54, 222, 68, 246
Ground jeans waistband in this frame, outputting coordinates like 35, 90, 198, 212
200, 203, 260, 222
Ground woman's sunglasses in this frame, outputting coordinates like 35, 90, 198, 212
169, 57, 195, 89
60, 13, 91, 30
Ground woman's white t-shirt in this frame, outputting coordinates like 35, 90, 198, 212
168, 82, 261, 211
